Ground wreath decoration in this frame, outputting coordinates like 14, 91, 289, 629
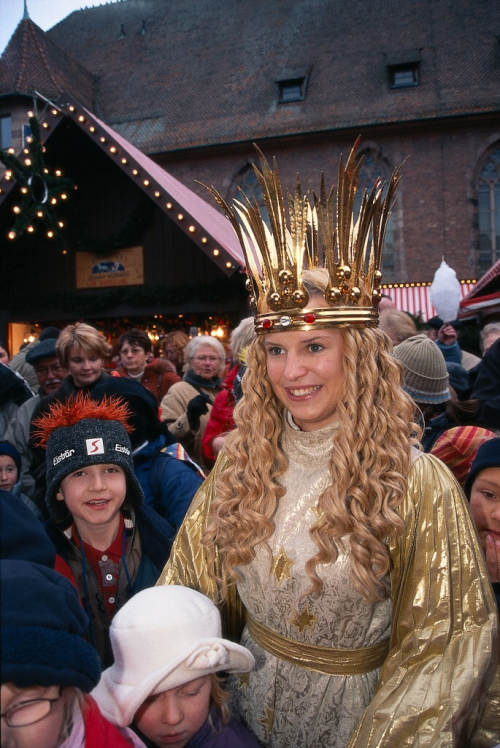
0, 114, 74, 250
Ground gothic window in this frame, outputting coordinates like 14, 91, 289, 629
354, 151, 396, 277
477, 147, 500, 273
227, 164, 266, 215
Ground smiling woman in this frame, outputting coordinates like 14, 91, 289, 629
157, 143, 499, 748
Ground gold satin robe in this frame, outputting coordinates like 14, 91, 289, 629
157, 419, 499, 747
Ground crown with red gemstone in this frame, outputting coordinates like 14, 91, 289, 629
203, 138, 402, 334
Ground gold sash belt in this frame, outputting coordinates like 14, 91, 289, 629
246, 614, 389, 675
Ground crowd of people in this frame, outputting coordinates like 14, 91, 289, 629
1, 143, 499, 748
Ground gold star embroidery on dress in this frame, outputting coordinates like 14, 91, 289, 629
258, 706, 275, 738
235, 671, 250, 689
290, 604, 317, 633
271, 546, 294, 585
310, 505, 324, 521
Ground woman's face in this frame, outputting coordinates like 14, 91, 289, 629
264, 326, 345, 431
67, 346, 103, 387
119, 343, 148, 376
134, 676, 211, 748
0, 346, 9, 365
190, 345, 220, 380
0, 683, 69, 748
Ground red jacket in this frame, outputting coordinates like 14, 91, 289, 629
81, 695, 139, 747
201, 364, 239, 464
119, 358, 180, 403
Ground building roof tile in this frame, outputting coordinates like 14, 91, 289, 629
0, 18, 95, 108
42, 0, 499, 154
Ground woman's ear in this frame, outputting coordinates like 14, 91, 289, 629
56, 488, 65, 502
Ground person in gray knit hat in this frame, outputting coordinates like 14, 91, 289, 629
393, 334, 454, 450
393, 334, 451, 406
32, 392, 174, 669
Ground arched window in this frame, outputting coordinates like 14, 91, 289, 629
477, 147, 500, 273
227, 164, 265, 210
354, 150, 397, 279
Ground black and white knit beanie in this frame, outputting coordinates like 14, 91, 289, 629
33, 393, 144, 524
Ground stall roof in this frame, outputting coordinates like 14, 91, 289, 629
382, 280, 476, 321
458, 259, 500, 320
460, 259, 500, 301
0, 93, 245, 276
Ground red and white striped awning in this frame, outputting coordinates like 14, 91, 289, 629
381, 281, 476, 322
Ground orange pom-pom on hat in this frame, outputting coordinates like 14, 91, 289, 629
35, 392, 144, 524
32, 391, 133, 449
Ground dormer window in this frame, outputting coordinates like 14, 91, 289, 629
390, 64, 419, 88
276, 67, 311, 103
385, 50, 420, 89
279, 78, 305, 103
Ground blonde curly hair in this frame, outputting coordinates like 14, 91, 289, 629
202, 269, 420, 603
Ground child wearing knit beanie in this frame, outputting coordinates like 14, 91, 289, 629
464, 438, 500, 611
92, 586, 261, 748
0, 559, 145, 747
32, 393, 174, 668
0, 441, 44, 520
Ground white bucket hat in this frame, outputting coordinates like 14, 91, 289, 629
92, 586, 255, 726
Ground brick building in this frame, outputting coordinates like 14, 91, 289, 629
1, 0, 499, 337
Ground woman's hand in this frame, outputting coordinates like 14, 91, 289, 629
186, 394, 211, 431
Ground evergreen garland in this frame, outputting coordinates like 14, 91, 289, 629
0, 115, 74, 249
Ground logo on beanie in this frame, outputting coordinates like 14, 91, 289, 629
86, 438, 105, 455
53, 449, 75, 466
115, 443, 130, 456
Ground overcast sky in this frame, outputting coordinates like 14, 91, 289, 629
0, 0, 108, 54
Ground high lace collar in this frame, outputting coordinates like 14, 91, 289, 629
281, 410, 340, 466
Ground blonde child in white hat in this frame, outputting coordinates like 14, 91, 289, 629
92, 586, 261, 748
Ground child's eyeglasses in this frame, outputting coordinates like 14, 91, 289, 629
1, 687, 62, 727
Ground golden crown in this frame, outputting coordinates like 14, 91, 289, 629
203, 138, 402, 334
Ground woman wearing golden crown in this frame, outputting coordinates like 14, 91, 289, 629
157, 143, 499, 747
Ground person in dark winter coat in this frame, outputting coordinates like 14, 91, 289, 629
0, 559, 144, 747
93, 586, 260, 748
470, 338, 500, 431
0, 361, 34, 439
32, 393, 173, 668
4, 333, 67, 499
91, 378, 203, 533
0, 488, 56, 565
118, 328, 180, 404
